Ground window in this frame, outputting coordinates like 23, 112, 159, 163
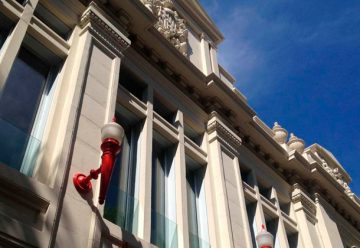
104, 117, 143, 235
258, 180, 276, 204
15, 0, 26, 5
151, 133, 177, 248
119, 66, 147, 102
286, 231, 299, 248
279, 201, 291, 216
184, 120, 204, 147
246, 201, 257, 247
153, 93, 177, 126
34, 3, 72, 40
0, 35, 62, 176
0, 12, 13, 51
240, 165, 254, 187
265, 215, 280, 248
186, 157, 210, 248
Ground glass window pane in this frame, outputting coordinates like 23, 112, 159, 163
104, 120, 142, 234
0, 12, 13, 50
0, 46, 51, 172
0, 47, 49, 133
151, 140, 178, 248
34, 3, 71, 39
186, 166, 210, 248
15, 0, 26, 6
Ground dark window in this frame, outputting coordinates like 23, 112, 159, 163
0, 35, 61, 174
240, 166, 254, 187
246, 202, 257, 247
184, 122, 204, 147
186, 155, 210, 248
104, 119, 142, 233
0, 12, 13, 50
34, 3, 72, 39
153, 94, 177, 125
151, 132, 178, 248
258, 181, 276, 204
15, 0, 26, 5
266, 218, 279, 246
280, 202, 291, 215
287, 232, 299, 248
0, 48, 49, 171
119, 66, 147, 102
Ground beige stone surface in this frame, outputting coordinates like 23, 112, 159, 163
0, 1, 359, 248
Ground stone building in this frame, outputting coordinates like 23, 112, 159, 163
0, 0, 359, 247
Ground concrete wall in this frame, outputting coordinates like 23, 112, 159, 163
0, 1, 359, 248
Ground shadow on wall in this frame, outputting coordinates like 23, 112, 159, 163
0, 156, 78, 248
84, 196, 144, 248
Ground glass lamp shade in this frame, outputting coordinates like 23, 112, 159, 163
256, 225, 274, 248
101, 121, 124, 145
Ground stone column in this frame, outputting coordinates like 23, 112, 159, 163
174, 110, 190, 248
291, 183, 322, 248
314, 193, 343, 248
136, 86, 154, 242
233, 156, 254, 248
209, 44, 220, 76
251, 172, 267, 243
0, 0, 39, 90
200, 33, 212, 76
272, 190, 290, 248
206, 112, 244, 248
52, 3, 131, 247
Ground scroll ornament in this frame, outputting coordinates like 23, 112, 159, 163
141, 0, 189, 56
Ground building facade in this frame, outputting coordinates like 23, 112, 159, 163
0, 0, 359, 247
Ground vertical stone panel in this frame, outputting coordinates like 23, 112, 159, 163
221, 150, 248, 248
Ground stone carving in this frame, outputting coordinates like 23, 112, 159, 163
287, 133, 305, 153
207, 115, 242, 151
272, 122, 288, 144
319, 157, 354, 198
141, 0, 189, 56
80, 6, 130, 55
292, 183, 317, 220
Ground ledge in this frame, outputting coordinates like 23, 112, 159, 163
0, 177, 49, 214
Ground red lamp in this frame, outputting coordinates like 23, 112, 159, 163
73, 118, 124, 204
256, 224, 274, 248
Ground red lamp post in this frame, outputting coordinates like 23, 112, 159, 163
256, 224, 274, 248
73, 118, 124, 205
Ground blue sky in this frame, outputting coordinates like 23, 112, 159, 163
200, 0, 360, 195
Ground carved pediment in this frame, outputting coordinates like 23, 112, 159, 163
306, 144, 354, 199
141, 0, 189, 56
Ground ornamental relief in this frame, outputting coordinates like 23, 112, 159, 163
316, 153, 354, 199
141, 0, 189, 56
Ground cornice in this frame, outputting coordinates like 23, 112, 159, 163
119, 1, 360, 232
206, 73, 254, 116
79, 3, 131, 56
176, 0, 224, 45
207, 112, 242, 151
292, 183, 317, 223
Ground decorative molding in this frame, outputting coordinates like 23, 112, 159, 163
292, 183, 317, 222
80, 4, 131, 55
140, 0, 189, 56
130, 25, 360, 233
306, 147, 355, 201
0, 174, 50, 214
207, 113, 242, 151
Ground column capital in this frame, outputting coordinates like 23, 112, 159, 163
292, 183, 317, 222
80, 3, 131, 56
207, 112, 242, 151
